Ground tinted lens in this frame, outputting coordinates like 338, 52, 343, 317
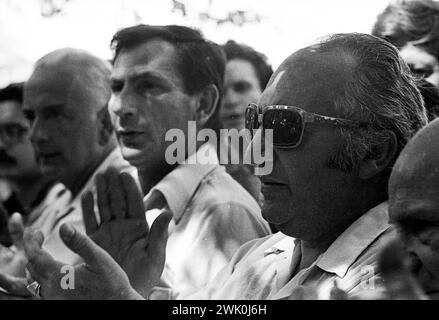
245, 105, 259, 140
263, 109, 303, 146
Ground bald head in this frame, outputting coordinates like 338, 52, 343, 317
260, 46, 356, 118
22, 48, 115, 191
388, 119, 439, 298
389, 118, 439, 207
26, 48, 111, 111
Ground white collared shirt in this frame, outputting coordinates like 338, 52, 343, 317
190, 202, 395, 299
143, 143, 271, 299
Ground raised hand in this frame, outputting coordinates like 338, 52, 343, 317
23, 224, 143, 300
81, 167, 172, 298
0, 213, 32, 298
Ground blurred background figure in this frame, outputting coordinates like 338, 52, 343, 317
220, 40, 273, 131
0, 83, 54, 246
220, 40, 273, 206
387, 117, 439, 299
372, 0, 439, 88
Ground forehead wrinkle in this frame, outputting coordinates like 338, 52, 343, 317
390, 120, 439, 200
29, 64, 109, 115
113, 42, 183, 90
261, 48, 356, 112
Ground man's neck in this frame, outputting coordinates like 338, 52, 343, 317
137, 140, 210, 195
296, 184, 388, 273
138, 164, 175, 196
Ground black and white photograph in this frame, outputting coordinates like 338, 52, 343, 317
0, 0, 438, 309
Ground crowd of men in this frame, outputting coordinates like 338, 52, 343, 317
1, 0, 439, 300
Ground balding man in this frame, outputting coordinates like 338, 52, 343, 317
387, 118, 439, 299
22, 33, 428, 300
0, 48, 131, 298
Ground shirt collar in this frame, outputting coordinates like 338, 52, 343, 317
263, 234, 296, 257
316, 201, 391, 278
143, 143, 219, 223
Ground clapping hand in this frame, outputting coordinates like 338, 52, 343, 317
23, 223, 143, 300
81, 168, 172, 298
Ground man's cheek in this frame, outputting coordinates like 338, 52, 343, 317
418, 226, 439, 248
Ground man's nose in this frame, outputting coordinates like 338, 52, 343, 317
244, 128, 265, 165
109, 94, 138, 118
29, 119, 49, 144
223, 89, 240, 109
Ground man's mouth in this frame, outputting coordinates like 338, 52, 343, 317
38, 152, 62, 163
118, 129, 146, 137
222, 113, 244, 122
117, 129, 147, 146
260, 177, 287, 186
260, 179, 288, 199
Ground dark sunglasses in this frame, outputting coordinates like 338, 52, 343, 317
245, 103, 371, 148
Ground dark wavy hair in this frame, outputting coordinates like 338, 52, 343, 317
111, 25, 226, 133
0, 82, 23, 104
222, 40, 273, 90
372, 0, 439, 59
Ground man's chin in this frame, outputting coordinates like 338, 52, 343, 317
120, 148, 145, 166
41, 165, 61, 178
261, 202, 287, 227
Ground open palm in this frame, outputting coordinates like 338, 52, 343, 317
81, 168, 172, 298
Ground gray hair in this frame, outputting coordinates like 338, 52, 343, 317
317, 33, 428, 173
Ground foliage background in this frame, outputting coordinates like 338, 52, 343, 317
1, 0, 389, 87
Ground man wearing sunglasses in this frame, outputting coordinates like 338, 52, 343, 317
21, 33, 429, 300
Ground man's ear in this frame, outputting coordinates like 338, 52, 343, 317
195, 84, 219, 126
97, 105, 114, 146
358, 130, 398, 180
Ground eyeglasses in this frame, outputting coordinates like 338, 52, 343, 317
0, 124, 29, 146
245, 103, 371, 148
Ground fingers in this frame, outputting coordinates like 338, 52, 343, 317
0, 272, 31, 297
378, 240, 427, 300
23, 229, 58, 282
59, 223, 109, 268
81, 192, 98, 235
96, 173, 111, 223
96, 168, 143, 223
148, 210, 173, 261
107, 167, 126, 219
8, 213, 24, 250
120, 172, 145, 219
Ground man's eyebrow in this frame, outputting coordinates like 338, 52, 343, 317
23, 102, 63, 110
129, 70, 171, 85
36, 104, 66, 114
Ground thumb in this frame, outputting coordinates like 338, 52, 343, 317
8, 212, 24, 250
378, 240, 427, 300
148, 211, 173, 263
59, 223, 109, 267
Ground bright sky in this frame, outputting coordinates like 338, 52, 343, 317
0, 0, 390, 87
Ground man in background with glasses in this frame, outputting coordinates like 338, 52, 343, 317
21, 33, 430, 300
0, 83, 56, 247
